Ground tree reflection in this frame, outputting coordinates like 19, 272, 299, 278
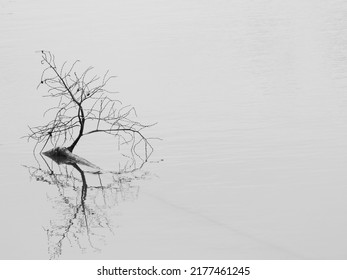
24, 154, 148, 259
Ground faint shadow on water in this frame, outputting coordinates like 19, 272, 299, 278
23, 153, 150, 259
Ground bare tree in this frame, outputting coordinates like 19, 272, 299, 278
25, 51, 155, 169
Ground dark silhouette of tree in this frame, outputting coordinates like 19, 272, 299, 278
22, 51, 157, 258
25, 51, 155, 169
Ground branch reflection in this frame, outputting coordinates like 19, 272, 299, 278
24, 154, 149, 259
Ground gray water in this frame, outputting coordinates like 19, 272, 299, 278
1, 0, 347, 259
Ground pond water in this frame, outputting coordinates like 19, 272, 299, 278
1, 0, 347, 259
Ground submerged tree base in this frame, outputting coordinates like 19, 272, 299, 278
43, 147, 101, 171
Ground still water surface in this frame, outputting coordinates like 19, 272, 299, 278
1, 0, 347, 259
